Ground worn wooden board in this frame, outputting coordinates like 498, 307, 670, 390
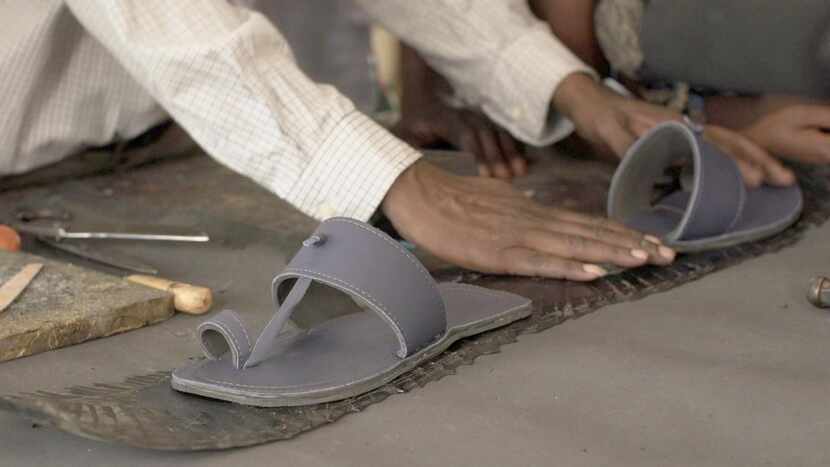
0, 251, 174, 362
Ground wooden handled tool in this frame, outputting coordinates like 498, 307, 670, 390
0, 225, 21, 252
126, 275, 213, 315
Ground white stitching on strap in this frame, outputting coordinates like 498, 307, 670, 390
242, 219, 441, 368
191, 298, 532, 391
283, 268, 409, 356
331, 218, 436, 293
197, 323, 223, 359
224, 311, 252, 351
213, 321, 241, 368
198, 320, 242, 369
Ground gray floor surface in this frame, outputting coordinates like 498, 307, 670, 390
8, 2, 828, 465
2, 188, 829, 466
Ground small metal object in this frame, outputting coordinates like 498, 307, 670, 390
37, 238, 158, 275
14, 223, 210, 243
807, 276, 830, 308
302, 234, 325, 247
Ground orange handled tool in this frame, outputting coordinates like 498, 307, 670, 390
0, 225, 21, 252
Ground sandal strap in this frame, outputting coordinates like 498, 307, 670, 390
609, 122, 746, 242
237, 217, 446, 368
674, 135, 746, 241
198, 310, 252, 370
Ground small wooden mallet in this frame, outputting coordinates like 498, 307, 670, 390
126, 275, 213, 315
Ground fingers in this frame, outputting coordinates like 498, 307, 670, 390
707, 125, 796, 187
789, 105, 830, 129
453, 113, 526, 179
457, 130, 490, 177
521, 229, 652, 269
497, 130, 528, 176
733, 160, 764, 188
498, 247, 607, 281
597, 117, 638, 159
389, 120, 435, 148
542, 219, 675, 265
477, 130, 512, 179
519, 201, 675, 265
534, 205, 646, 237
772, 129, 830, 164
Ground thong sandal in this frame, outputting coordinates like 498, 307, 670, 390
608, 121, 803, 252
171, 217, 532, 407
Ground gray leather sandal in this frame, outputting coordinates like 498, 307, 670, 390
171, 218, 532, 407
608, 121, 803, 252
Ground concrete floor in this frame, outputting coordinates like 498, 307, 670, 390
5, 2, 828, 464
2, 182, 830, 465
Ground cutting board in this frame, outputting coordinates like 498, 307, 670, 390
0, 251, 173, 362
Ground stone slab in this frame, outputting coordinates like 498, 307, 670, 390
0, 251, 174, 362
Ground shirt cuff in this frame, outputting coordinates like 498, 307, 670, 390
485, 25, 598, 146
286, 111, 422, 222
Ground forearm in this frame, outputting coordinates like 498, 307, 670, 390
529, 0, 608, 73
66, 0, 421, 221
703, 96, 765, 130
703, 94, 826, 131
399, 45, 446, 113
358, 0, 596, 146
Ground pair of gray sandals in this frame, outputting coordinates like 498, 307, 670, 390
173, 122, 803, 407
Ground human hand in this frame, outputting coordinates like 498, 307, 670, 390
381, 161, 675, 281
742, 99, 830, 165
393, 102, 527, 179
395, 44, 526, 179
704, 124, 795, 187
552, 73, 794, 187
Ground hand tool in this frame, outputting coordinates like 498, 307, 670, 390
13, 222, 210, 242
126, 275, 213, 315
11, 205, 209, 274
38, 238, 158, 275
0, 225, 21, 252
0, 263, 43, 313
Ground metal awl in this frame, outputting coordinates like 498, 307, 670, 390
14, 223, 210, 243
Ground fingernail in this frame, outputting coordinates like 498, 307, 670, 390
645, 235, 662, 245
631, 249, 649, 260
659, 246, 676, 260
583, 264, 608, 277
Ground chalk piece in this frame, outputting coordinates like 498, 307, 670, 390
0, 263, 43, 313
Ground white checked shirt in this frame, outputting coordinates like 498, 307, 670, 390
1, 1, 593, 221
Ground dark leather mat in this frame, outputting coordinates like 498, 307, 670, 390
2, 159, 829, 450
